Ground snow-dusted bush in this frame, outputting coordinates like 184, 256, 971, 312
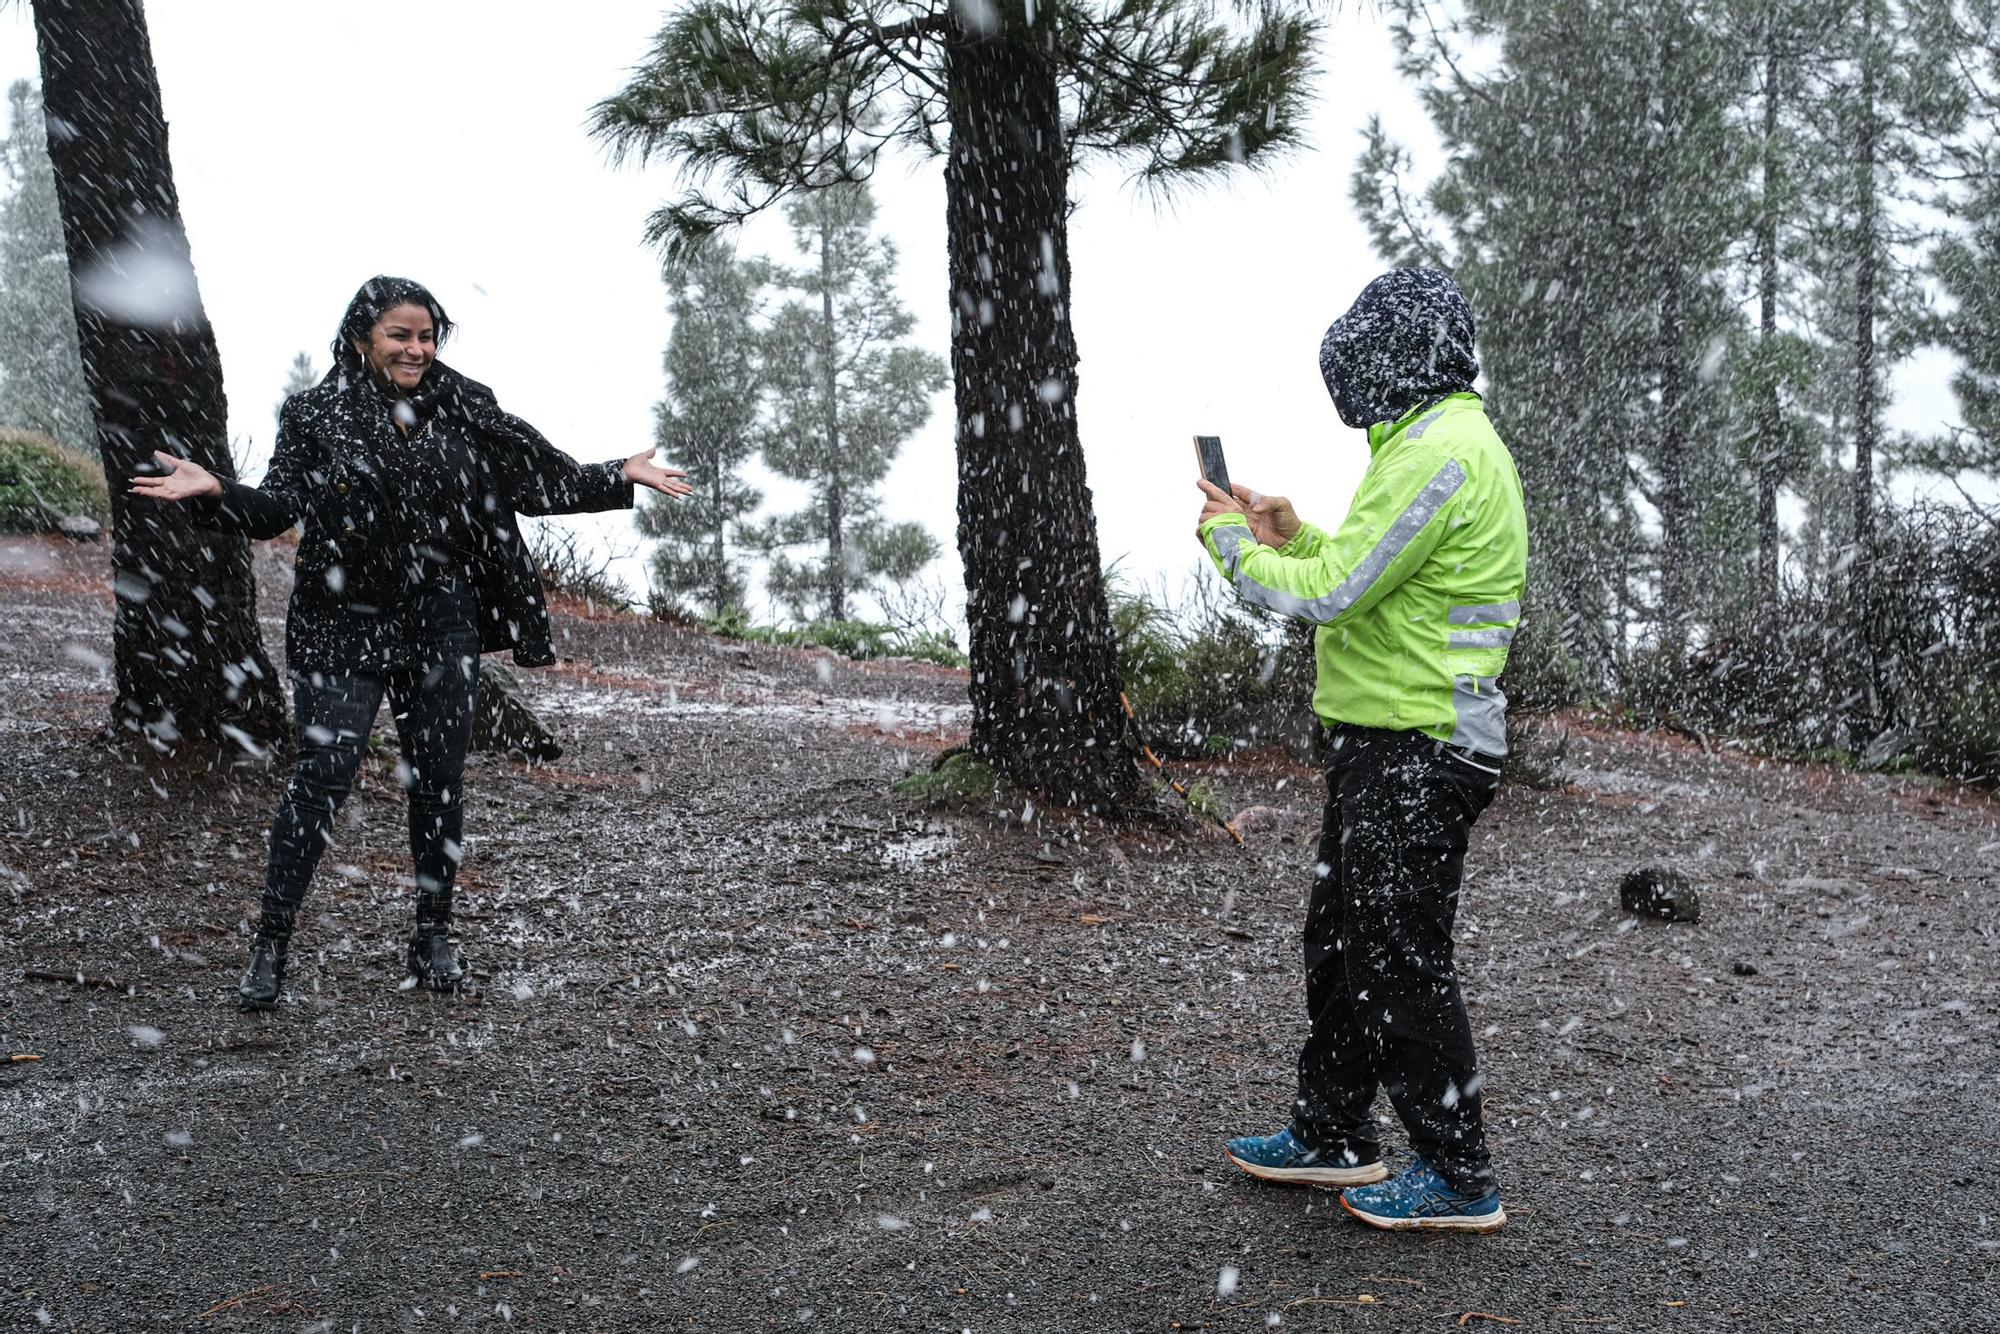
0, 429, 105, 533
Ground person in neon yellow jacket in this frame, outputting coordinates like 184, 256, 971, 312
1197, 268, 1526, 1232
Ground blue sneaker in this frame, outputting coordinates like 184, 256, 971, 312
1224, 1128, 1389, 1187
1339, 1159, 1506, 1232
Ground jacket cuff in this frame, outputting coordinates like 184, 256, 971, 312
1276, 524, 1319, 558
597, 459, 635, 511
1198, 512, 1252, 540
186, 478, 256, 532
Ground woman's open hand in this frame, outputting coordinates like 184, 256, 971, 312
623, 449, 693, 498
129, 451, 222, 503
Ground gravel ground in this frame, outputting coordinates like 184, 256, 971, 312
2, 534, 1996, 1333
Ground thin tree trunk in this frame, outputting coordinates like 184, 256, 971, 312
1757, 25, 1783, 606
31, 0, 283, 748
1656, 271, 1689, 661
1850, 1, 1881, 737
1551, 283, 1595, 677
1653, 32, 1690, 666
711, 470, 726, 613
943, 19, 1134, 811
818, 202, 846, 622
1852, 51, 1879, 563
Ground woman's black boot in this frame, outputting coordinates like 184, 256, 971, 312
406, 930, 462, 990
407, 896, 462, 991
239, 916, 291, 1009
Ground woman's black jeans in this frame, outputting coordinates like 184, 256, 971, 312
259, 579, 481, 939
1290, 724, 1503, 1196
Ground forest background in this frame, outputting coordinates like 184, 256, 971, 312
2, 0, 1995, 783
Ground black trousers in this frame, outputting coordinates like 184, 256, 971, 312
259, 580, 480, 937
1290, 724, 1501, 1195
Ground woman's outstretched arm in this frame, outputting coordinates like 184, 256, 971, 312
131, 398, 317, 539
490, 400, 689, 515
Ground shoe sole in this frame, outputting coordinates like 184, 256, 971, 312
1338, 1194, 1507, 1233
1225, 1151, 1391, 1187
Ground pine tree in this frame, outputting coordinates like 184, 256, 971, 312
1927, 0, 2000, 512
1358, 0, 1758, 686
592, 0, 1318, 811
0, 80, 92, 452
639, 240, 764, 616
750, 182, 945, 623
1795, 0, 1963, 738
29, 0, 283, 747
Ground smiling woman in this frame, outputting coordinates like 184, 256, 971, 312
338, 279, 453, 394
127, 274, 694, 1008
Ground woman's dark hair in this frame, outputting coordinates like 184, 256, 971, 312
331, 276, 453, 376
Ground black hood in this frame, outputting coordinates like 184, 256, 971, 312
1318, 268, 1480, 430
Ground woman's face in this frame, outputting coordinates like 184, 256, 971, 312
357, 302, 436, 393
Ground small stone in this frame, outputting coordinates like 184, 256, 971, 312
1731, 960, 1758, 977
1229, 805, 1283, 832
56, 514, 102, 541
1619, 867, 1700, 923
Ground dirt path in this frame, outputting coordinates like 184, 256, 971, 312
3, 536, 1996, 1332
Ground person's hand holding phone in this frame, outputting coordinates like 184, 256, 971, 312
1233, 484, 1300, 549
1196, 478, 1246, 539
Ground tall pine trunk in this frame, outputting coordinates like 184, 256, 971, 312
710, 470, 727, 613
943, 21, 1134, 811
31, 0, 283, 748
1652, 31, 1690, 666
1756, 27, 1783, 607
1655, 271, 1688, 661
1849, 1, 1882, 740
817, 203, 846, 622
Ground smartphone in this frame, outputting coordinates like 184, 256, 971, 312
1193, 434, 1231, 497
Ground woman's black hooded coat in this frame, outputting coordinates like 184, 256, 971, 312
191, 362, 632, 675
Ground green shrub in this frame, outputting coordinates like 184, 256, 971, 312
1619, 503, 1998, 785
1110, 571, 1316, 760
892, 750, 1003, 808
891, 629, 969, 669
699, 611, 969, 667
0, 431, 107, 533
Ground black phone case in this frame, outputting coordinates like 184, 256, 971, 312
1194, 435, 1230, 497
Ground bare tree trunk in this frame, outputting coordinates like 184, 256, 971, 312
1756, 25, 1783, 607
818, 202, 846, 622
1656, 272, 1689, 661
710, 471, 727, 613
1852, 52, 1879, 563
1652, 30, 1691, 668
31, 0, 283, 748
943, 18, 1135, 811
1850, 1, 1882, 740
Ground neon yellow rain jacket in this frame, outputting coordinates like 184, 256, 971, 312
1200, 392, 1528, 755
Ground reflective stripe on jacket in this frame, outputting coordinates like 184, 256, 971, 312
1199, 392, 1527, 755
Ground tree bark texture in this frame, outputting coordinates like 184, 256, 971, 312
1655, 271, 1688, 660
31, 0, 283, 746
1756, 28, 1782, 607
1849, 4, 1882, 736
943, 22, 1135, 811
818, 204, 846, 622
1852, 48, 1879, 565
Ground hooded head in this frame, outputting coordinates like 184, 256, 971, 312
1318, 267, 1479, 430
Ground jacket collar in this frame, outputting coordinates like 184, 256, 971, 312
1365, 391, 1483, 456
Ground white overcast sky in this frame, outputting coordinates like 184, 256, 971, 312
0, 2, 1966, 623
